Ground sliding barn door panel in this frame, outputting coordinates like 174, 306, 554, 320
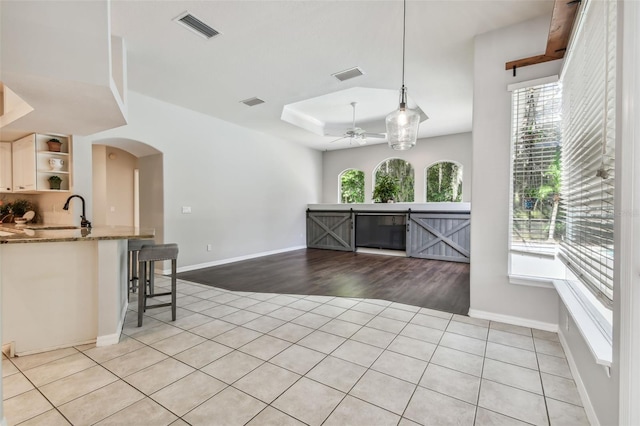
307, 211, 354, 251
408, 213, 470, 263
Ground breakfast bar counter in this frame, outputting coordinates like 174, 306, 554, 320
0, 224, 154, 244
1, 226, 155, 355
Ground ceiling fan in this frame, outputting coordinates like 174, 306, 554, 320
330, 102, 386, 145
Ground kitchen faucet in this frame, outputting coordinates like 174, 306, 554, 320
63, 195, 92, 228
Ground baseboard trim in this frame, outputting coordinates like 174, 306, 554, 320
468, 309, 558, 332
97, 301, 128, 347
558, 329, 601, 426
164, 245, 307, 275
15, 339, 96, 357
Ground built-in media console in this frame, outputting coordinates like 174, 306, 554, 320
355, 214, 407, 251
306, 203, 471, 263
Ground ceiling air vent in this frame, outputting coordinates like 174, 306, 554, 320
174, 12, 220, 39
332, 67, 364, 82
240, 97, 265, 107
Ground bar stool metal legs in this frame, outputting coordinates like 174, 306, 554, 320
137, 243, 179, 327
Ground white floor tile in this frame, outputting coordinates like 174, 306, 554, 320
404, 386, 476, 426
272, 377, 345, 426
6, 276, 586, 426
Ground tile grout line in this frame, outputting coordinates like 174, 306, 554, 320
398, 313, 452, 424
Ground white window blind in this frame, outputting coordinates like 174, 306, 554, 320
510, 82, 562, 251
560, 0, 616, 306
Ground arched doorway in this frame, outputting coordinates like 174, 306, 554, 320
91, 138, 164, 244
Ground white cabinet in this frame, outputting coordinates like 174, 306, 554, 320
11, 133, 72, 193
12, 135, 36, 192
0, 142, 12, 192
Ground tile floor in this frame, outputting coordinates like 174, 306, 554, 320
3, 276, 590, 425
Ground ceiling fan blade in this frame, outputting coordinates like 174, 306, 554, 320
363, 133, 386, 139
351, 102, 357, 131
330, 136, 348, 143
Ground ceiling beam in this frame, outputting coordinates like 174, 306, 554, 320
505, 0, 581, 71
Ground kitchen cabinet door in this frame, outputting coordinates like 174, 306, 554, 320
0, 142, 12, 192
12, 134, 36, 192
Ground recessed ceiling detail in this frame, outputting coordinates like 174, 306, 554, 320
240, 97, 265, 107
173, 12, 220, 39
281, 87, 427, 139
332, 67, 364, 82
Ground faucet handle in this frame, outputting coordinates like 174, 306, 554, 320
80, 216, 92, 229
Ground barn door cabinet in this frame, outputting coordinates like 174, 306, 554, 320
11, 133, 72, 193
306, 205, 471, 263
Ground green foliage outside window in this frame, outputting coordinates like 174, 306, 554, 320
426, 162, 463, 202
340, 169, 365, 203
512, 84, 563, 243
374, 159, 414, 202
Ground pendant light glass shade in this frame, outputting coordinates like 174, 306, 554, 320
386, 0, 420, 150
386, 86, 420, 150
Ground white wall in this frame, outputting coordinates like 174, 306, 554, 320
93, 145, 138, 227
470, 16, 561, 327
322, 133, 472, 204
78, 91, 322, 269
138, 153, 164, 245
92, 145, 108, 226
104, 147, 137, 227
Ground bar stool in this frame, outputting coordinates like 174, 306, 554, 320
137, 243, 179, 327
127, 239, 155, 294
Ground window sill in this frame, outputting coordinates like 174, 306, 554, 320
509, 274, 555, 289
553, 279, 613, 367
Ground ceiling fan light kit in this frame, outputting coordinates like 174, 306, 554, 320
386, 0, 421, 151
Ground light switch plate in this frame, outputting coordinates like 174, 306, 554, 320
182, 206, 192, 214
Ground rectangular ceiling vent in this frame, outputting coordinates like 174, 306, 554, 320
240, 97, 265, 107
332, 67, 364, 82
174, 12, 220, 39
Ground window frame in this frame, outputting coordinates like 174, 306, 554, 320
507, 76, 562, 259
372, 158, 415, 203
338, 168, 365, 204
425, 160, 463, 203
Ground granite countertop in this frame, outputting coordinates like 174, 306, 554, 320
0, 224, 155, 244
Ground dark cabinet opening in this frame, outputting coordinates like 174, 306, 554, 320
355, 214, 406, 251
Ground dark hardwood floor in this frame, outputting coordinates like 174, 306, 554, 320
177, 248, 470, 315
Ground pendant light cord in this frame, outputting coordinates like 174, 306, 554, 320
401, 0, 407, 88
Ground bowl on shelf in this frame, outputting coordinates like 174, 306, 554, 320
14, 218, 27, 225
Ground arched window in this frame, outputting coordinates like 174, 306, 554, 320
339, 169, 365, 203
425, 161, 463, 202
373, 159, 414, 202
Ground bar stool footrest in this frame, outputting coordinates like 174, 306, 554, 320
145, 302, 173, 310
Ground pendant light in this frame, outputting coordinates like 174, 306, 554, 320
386, 0, 421, 150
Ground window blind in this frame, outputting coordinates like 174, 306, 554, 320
560, 0, 616, 305
510, 82, 562, 249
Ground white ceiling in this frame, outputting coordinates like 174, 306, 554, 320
5, 1, 554, 150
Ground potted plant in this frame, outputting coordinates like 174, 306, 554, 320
373, 175, 400, 203
48, 175, 63, 190
47, 138, 62, 152
0, 199, 36, 222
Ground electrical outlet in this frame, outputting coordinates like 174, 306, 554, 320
182, 206, 192, 214
207, 244, 212, 251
